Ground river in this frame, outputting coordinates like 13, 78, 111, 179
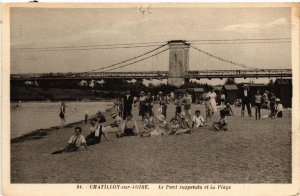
10, 101, 112, 138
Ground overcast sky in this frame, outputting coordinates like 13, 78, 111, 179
10, 6, 291, 75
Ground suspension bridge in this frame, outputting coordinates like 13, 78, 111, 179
10, 39, 292, 87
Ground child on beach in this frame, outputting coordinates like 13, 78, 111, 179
142, 112, 155, 133
254, 90, 263, 120
275, 98, 283, 118
205, 94, 212, 120
192, 110, 205, 128
213, 110, 228, 131
52, 127, 88, 154
221, 103, 234, 116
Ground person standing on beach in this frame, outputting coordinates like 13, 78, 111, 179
254, 90, 263, 120
158, 91, 168, 118
269, 92, 277, 119
241, 84, 252, 117
145, 92, 154, 116
59, 101, 66, 130
181, 92, 192, 120
204, 93, 212, 120
220, 91, 226, 109
123, 90, 134, 120
208, 88, 217, 117
84, 111, 89, 124
138, 91, 147, 120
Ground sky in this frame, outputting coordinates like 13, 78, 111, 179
10, 6, 291, 84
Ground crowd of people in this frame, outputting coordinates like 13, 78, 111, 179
54, 86, 285, 153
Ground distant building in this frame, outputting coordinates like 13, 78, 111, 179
193, 88, 205, 103
274, 78, 292, 108
222, 84, 238, 104
174, 89, 187, 98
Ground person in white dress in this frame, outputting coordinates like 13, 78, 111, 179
208, 89, 218, 116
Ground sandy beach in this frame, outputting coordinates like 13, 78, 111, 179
11, 104, 291, 183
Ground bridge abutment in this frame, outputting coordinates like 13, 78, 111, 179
167, 40, 190, 87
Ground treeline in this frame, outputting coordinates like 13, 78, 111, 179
11, 79, 213, 101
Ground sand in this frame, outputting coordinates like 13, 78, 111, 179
11, 104, 291, 183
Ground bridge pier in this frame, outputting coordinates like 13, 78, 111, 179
167, 40, 190, 87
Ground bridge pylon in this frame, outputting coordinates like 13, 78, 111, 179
167, 40, 190, 87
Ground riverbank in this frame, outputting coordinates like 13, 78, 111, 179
11, 104, 291, 183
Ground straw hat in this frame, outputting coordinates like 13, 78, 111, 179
157, 114, 165, 122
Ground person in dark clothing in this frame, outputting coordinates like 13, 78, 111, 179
85, 118, 109, 146
145, 92, 154, 116
241, 84, 252, 117
122, 90, 134, 120
158, 92, 168, 118
269, 92, 277, 119
138, 91, 147, 120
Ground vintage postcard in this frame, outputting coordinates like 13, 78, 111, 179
1, 3, 300, 196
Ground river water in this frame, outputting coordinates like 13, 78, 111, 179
10, 101, 112, 138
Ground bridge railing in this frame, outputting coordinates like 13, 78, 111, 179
10, 69, 292, 80
10, 71, 169, 80
187, 69, 292, 79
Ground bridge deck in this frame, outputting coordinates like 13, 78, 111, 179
10, 69, 292, 80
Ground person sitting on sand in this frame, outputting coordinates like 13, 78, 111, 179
221, 103, 234, 116
143, 112, 155, 133
213, 110, 228, 131
116, 114, 139, 137
168, 117, 180, 135
140, 114, 168, 137
275, 98, 283, 118
52, 127, 88, 154
104, 112, 123, 133
85, 118, 109, 146
172, 113, 191, 135
192, 110, 206, 128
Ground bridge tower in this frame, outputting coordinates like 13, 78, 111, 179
167, 40, 190, 87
